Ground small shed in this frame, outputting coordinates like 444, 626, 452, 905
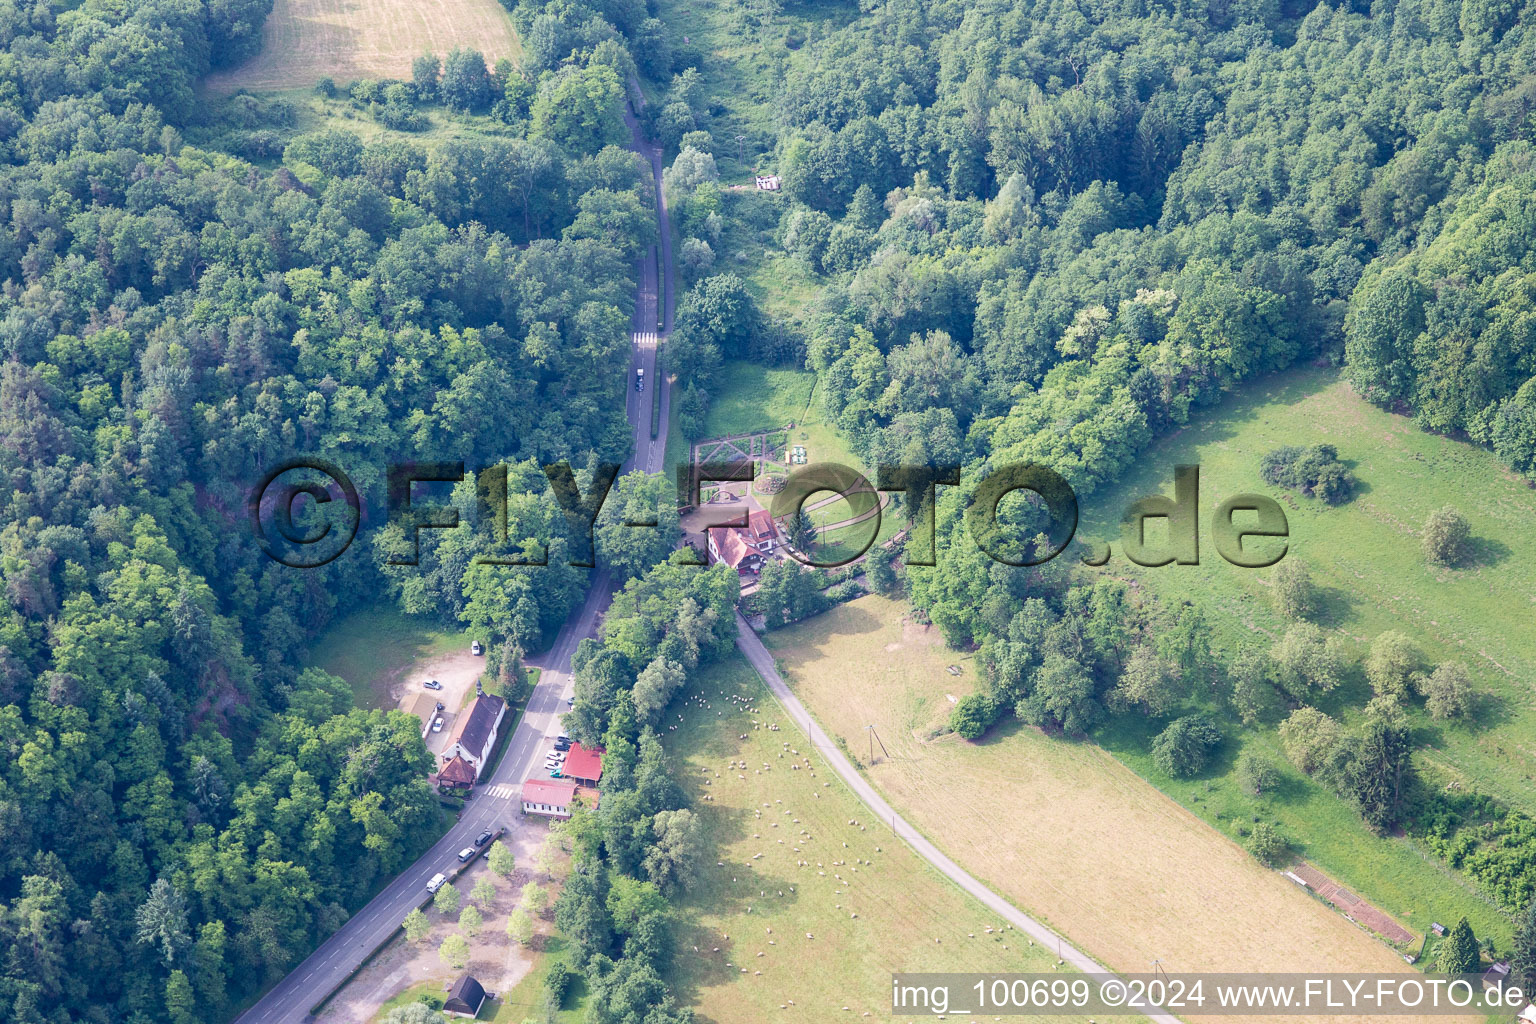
754, 174, 781, 191
444, 974, 487, 1018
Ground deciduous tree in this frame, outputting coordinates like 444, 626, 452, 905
1422, 506, 1470, 566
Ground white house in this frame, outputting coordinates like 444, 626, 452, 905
443, 689, 506, 778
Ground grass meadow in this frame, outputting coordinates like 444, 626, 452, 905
663, 653, 1112, 1024
309, 606, 463, 709
202, 0, 521, 93
699, 361, 816, 439
763, 595, 1475, 1024
690, 359, 885, 536
1074, 367, 1533, 944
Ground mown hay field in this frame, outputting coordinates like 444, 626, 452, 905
204, 0, 522, 93
765, 596, 1474, 1024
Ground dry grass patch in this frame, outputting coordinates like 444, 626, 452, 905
665, 655, 1122, 1024
765, 596, 1474, 1024
204, 0, 522, 93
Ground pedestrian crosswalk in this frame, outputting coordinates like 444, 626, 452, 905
633, 330, 658, 349
482, 782, 520, 800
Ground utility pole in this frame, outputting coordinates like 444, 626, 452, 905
865, 724, 889, 763
735, 133, 747, 166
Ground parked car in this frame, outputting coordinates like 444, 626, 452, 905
426, 873, 447, 894
424, 679, 443, 691
475, 829, 494, 847
471, 640, 483, 656
431, 717, 444, 733
550, 750, 566, 761
457, 847, 475, 863
548, 768, 562, 778
554, 738, 571, 751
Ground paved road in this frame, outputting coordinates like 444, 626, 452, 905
731, 611, 1184, 1024
237, 82, 677, 1024
623, 76, 674, 477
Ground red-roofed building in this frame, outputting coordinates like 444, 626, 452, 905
520, 779, 600, 819
438, 754, 477, 790
746, 508, 778, 553
521, 779, 576, 818
562, 742, 604, 786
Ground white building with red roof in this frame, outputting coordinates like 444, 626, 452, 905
706, 508, 777, 575
520, 778, 600, 819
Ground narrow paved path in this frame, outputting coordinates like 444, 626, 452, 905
731, 611, 1184, 1024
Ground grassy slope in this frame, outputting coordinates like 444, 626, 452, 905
1070, 366, 1534, 943
763, 596, 1481, 1024
699, 360, 816, 438
309, 606, 463, 709
664, 653, 1116, 1024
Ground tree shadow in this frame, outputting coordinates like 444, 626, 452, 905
1459, 533, 1511, 569
1340, 458, 1371, 500
1250, 765, 1309, 805
1310, 582, 1361, 628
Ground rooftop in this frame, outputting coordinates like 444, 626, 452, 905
713, 527, 754, 569
438, 754, 477, 786
449, 692, 505, 757
445, 974, 486, 1015
521, 778, 577, 805
563, 741, 604, 784
747, 508, 776, 542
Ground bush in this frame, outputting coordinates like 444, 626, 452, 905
1422, 506, 1470, 566
824, 580, 864, 604
1422, 661, 1474, 720
1278, 707, 1345, 777
1151, 715, 1222, 778
1236, 750, 1281, 797
1260, 444, 1353, 503
1244, 821, 1288, 865
1364, 631, 1420, 700
949, 692, 996, 740
1272, 559, 1317, 620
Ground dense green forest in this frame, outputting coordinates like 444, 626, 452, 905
0, 0, 675, 1014
6, 0, 1536, 1015
644, 0, 1536, 970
